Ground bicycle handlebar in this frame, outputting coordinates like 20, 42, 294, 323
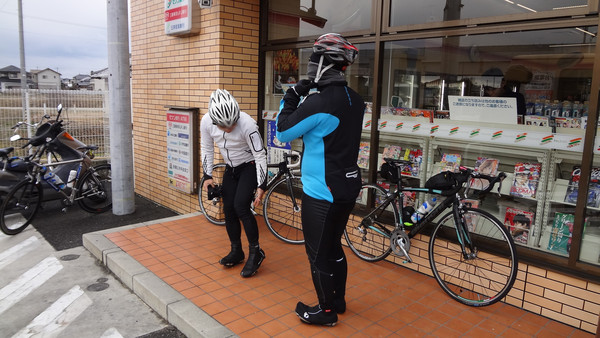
456, 166, 506, 196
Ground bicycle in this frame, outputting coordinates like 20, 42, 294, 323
345, 158, 517, 306
0, 119, 112, 235
198, 151, 304, 244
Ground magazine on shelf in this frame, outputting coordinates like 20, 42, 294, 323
510, 162, 542, 199
357, 142, 370, 169
524, 115, 549, 127
401, 148, 423, 177
463, 199, 480, 232
547, 212, 574, 254
564, 166, 600, 208
382, 145, 402, 160
469, 157, 499, 190
504, 207, 535, 245
439, 153, 462, 173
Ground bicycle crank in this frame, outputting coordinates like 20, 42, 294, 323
390, 228, 412, 262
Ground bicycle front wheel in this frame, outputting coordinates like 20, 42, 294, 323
344, 183, 396, 262
429, 207, 518, 307
263, 176, 304, 244
1, 179, 43, 235
198, 163, 226, 225
77, 164, 112, 213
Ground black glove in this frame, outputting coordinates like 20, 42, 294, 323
290, 79, 315, 97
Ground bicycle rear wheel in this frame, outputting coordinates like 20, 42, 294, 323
77, 164, 112, 213
429, 207, 518, 307
263, 176, 304, 244
0, 179, 43, 235
198, 163, 226, 225
344, 183, 396, 262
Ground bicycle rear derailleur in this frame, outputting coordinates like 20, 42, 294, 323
390, 228, 413, 262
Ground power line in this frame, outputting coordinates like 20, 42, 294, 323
0, 10, 106, 30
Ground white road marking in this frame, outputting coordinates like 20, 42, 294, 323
0, 256, 63, 315
0, 236, 41, 271
100, 327, 124, 338
11, 285, 93, 338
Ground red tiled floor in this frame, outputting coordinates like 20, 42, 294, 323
105, 215, 595, 337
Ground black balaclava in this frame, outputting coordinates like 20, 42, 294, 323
306, 53, 347, 87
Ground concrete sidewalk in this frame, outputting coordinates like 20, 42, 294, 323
83, 213, 593, 338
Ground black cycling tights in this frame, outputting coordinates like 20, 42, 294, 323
222, 163, 259, 247
302, 194, 355, 310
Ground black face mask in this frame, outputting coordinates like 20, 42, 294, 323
307, 53, 346, 86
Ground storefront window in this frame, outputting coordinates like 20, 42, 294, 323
268, 0, 372, 41
377, 27, 597, 263
390, 0, 589, 27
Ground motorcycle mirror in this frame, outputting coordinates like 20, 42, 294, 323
57, 104, 63, 112
10, 135, 21, 142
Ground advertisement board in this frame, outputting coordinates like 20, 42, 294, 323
166, 108, 198, 193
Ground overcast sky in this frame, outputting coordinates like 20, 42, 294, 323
0, 0, 109, 79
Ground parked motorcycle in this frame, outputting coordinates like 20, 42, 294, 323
0, 104, 95, 203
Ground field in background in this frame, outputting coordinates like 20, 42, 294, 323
0, 89, 110, 159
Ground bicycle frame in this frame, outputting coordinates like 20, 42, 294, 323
363, 183, 476, 261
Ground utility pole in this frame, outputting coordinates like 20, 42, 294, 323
107, 0, 135, 215
17, 0, 28, 126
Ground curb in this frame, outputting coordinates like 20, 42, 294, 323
82, 212, 236, 338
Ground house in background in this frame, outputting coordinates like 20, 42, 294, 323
30, 68, 61, 89
90, 68, 109, 91
69, 74, 93, 90
0, 65, 34, 90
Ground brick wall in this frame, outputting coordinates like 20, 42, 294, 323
384, 233, 599, 333
130, 0, 259, 214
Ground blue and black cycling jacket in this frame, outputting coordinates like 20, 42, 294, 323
276, 81, 365, 203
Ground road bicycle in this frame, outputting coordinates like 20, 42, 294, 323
198, 151, 304, 244
0, 114, 112, 235
345, 158, 517, 306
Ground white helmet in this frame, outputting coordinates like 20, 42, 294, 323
208, 89, 240, 127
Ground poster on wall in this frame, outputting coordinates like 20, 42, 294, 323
266, 120, 291, 176
273, 49, 299, 94
166, 108, 198, 193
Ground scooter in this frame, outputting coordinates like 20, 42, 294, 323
0, 104, 94, 203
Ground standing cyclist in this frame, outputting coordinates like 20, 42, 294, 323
201, 89, 268, 278
276, 33, 365, 326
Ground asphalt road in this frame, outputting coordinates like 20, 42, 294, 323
0, 194, 187, 338
32, 194, 179, 251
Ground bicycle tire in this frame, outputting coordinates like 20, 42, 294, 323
0, 179, 43, 235
263, 176, 304, 244
76, 164, 112, 213
344, 183, 396, 262
429, 207, 518, 307
198, 163, 226, 225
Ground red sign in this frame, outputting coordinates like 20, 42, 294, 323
165, 5, 188, 22
167, 113, 189, 123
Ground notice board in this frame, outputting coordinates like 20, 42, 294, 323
166, 107, 198, 193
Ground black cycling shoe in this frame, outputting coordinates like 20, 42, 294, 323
333, 298, 346, 314
240, 245, 265, 278
295, 302, 337, 326
219, 244, 245, 267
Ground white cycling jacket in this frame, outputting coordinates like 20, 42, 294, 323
200, 111, 268, 189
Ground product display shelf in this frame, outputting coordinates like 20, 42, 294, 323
539, 150, 600, 262
428, 136, 551, 248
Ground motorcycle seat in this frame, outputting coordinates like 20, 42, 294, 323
0, 147, 14, 158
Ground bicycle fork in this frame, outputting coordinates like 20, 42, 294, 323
453, 202, 477, 260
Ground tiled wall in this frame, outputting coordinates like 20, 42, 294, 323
386, 234, 599, 333
130, 0, 259, 214
130, 0, 598, 334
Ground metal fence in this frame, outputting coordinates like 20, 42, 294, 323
0, 89, 110, 159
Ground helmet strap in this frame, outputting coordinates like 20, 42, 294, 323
314, 55, 334, 84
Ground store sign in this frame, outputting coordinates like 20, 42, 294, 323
165, 0, 192, 35
166, 109, 197, 193
448, 95, 517, 125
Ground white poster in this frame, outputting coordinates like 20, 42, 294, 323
448, 95, 517, 125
